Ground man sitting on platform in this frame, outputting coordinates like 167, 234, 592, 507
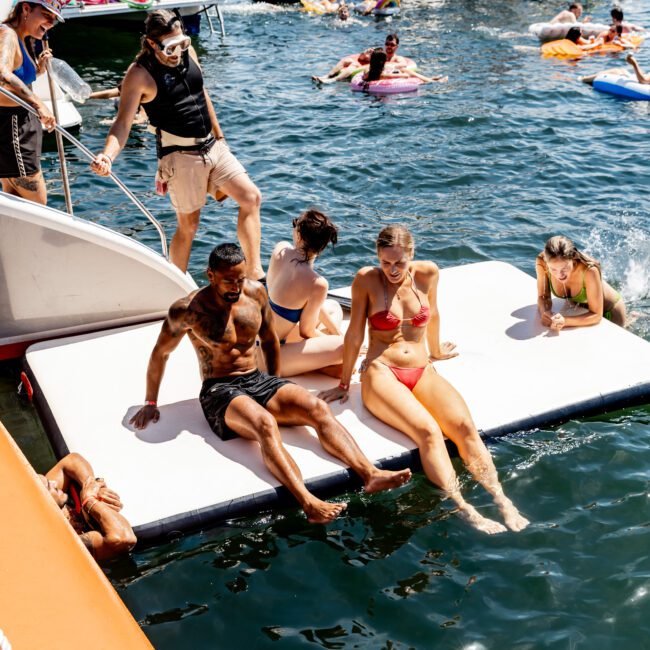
130, 243, 411, 524
38, 453, 137, 560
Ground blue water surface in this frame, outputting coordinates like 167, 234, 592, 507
19, 0, 650, 647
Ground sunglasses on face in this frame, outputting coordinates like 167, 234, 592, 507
157, 34, 191, 57
292, 218, 298, 228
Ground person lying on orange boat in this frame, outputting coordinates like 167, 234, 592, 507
591, 23, 637, 49
38, 453, 137, 560
536, 235, 627, 330
319, 225, 529, 534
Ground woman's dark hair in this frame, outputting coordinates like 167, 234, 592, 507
135, 9, 183, 62
366, 48, 387, 82
616, 24, 623, 36
209, 242, 246, 271
293, 209, 338, 262
611, 7, 624, 22
540, 235, 600, 274
566, 26, 582, 43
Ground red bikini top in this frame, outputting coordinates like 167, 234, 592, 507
368, 271, 431, 331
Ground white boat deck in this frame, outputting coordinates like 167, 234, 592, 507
23, 261, 650, 541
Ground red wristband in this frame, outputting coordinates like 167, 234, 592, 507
145, 400, 157, 407
338, 382, 350, 391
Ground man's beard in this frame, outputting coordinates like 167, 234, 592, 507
222, 292, 241, 303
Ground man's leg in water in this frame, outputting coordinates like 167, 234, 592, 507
219, 174, 263, 280
224, 394, 346, 523
266, 384, 412, 493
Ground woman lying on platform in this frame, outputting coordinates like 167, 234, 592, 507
261, 209, 344, 377
319, 225, 529, 534
536, 235, 626, 329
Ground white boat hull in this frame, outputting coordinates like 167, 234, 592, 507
0, 191, 196, 358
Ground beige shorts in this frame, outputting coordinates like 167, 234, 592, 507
157, 139, 247, 214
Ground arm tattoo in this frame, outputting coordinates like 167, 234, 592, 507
13, 176, 39, 191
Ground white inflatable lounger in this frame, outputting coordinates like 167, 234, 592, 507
529, 21, 609, 42
23, 262, 650, 541
593, 73, 650, 100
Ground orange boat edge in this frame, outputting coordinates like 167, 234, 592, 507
0, 420, 153, 650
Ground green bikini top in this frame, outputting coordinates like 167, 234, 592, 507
547, 267, 591, 305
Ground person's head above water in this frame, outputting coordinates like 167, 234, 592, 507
366, 48, 387, 81
542, 235, 599, 281
566, 26, 583, 43
611, 6, 624, 24
338, 3, 349, 20
292, 209, 338, 262
569, 3, 583, 19
207, 243, 247, 303
384, 33, 399, 58
357, 48, 374, 65
376, 225, 415, 285
138, 9, 191, 68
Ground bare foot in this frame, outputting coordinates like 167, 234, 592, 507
364, 468, 412, 494
457, 504, 507, 535
496, 497, 530, 532
304, 498, 347, 524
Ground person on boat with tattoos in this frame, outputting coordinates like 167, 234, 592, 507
0, 0, 60, 204
130, 243, 411, 524
38, 452, 137, 561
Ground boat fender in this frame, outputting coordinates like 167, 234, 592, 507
19, 371, 33, 402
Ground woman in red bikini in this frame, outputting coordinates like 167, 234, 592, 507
320, 225, 528, 534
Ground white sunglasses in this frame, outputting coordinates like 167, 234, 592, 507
157, 34, 191, 57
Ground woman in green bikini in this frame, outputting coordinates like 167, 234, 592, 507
536, 235, 626, 329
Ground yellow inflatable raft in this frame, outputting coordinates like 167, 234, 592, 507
542, 34, 644, 59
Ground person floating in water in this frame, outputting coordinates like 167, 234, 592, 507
550, 2, 588, 25
38, 452, 137, 560
130, 243, 412, 524
319, 225, 529, 534
360, 48, 447, 85
91, 10, 264, 279
263, 209, 345, 377
312, 48, 373, 84
626, 54, 650, 83
536, 235, 627, 330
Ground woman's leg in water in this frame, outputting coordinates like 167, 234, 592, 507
412, 366, 529, 531
362, 362, 507, 534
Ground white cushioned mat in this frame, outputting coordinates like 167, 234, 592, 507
24, 262, 650, 540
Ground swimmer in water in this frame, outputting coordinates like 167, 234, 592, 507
361, 48, 447, 84
312, 48, 373, 84
536, 235, 627, 329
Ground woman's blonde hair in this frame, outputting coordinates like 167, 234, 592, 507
376, 225, 414, 257
540, 235, 601, 274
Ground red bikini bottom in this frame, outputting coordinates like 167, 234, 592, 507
387, 365, 426, 392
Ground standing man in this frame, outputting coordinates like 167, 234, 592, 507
130, 243, 411, 524
0, 0, 60, 205
90, 10, 264, 279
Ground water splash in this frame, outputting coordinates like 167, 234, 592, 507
585, 219, 650, 302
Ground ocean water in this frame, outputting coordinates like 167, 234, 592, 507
4, 0, 650, 647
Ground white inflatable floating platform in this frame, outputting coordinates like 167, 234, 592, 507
23, 262, 650, 541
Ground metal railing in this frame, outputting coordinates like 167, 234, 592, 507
0, 85, 169, 259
